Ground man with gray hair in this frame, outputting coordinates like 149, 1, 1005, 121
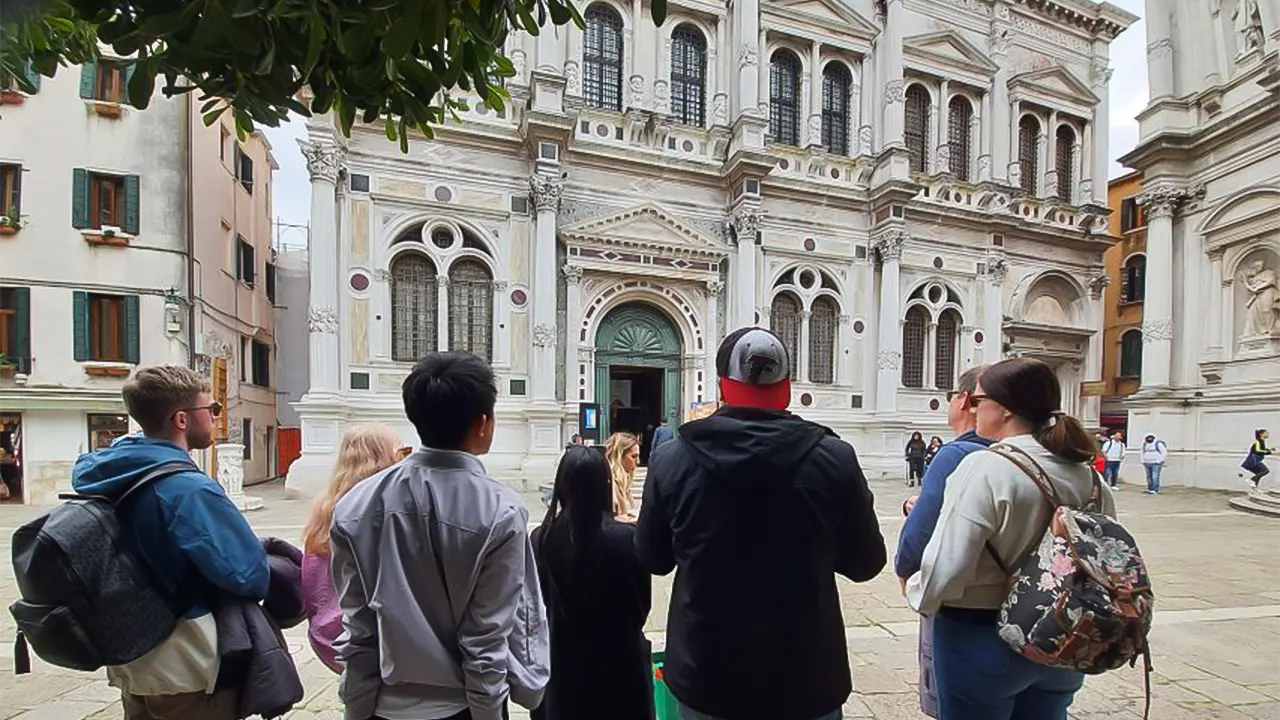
894, 364, 991, 718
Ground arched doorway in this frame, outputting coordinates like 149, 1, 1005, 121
594, 302, 682, 459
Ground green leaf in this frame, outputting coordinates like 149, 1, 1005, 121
651, 0, 668, 26
127, 61, 156, 109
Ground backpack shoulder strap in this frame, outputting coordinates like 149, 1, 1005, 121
115, 461, 201, 506
987, 443, 1064, 509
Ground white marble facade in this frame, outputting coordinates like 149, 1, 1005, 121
1117, 0, 1280, 489
287, 0, 1135, 492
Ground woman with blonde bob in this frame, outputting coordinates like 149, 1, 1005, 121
300, 423, 403, 673
604, 432, 641, 521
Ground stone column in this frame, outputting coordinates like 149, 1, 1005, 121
936, 79, 950, 174
874, 230, 906, 412
436, 275, 449, 351
216, 443, 263, 511
1136, 182, 1202, 389
880, 0, 907, 149
983, 254, 1007, 364
733, 0, 761, 118
298, 140, 344, 395
732, 206, 762, 329
799, 310, 813, 383
1084, 272, 1109, 426
989, 20, 1011, 182
1207, 251, 1225, 356
373, 269, 391, 361
1007, 96, 1022, 185
807, 39, 823, 147
1089, 61, 1112, 205
1080, 121, 1093, 202
705, 279, 724, 401
562, 265, 584, 403
529, 173, 563, 401
1043, 109, 1058, 197
493, 280, 511, 369
859, 55, 875, 154
837, 314, 851, 384
1145, 4, 1174, 100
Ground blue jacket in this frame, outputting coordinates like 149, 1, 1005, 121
72, 436, 270, 616
652, 424, 675, 450
894, 430, 992, 579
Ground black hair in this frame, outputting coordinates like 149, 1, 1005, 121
401, 351, 497, 450
536, 446, 613, 609
979, 357, 1096, 463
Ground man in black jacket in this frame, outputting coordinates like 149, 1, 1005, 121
635, 327, 886, 720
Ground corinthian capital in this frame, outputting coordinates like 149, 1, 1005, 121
873, 229, 908, 260
731, 206, 764, 244
1136, 182, 1206, 219
529, 173, 564, 212
298, 141, 345, 184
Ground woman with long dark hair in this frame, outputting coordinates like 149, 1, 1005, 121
532, 446, 654, 720
905, 357, 1116, 720
905, 431, 928, 487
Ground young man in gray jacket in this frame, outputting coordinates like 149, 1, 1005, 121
331, 351, 549, 720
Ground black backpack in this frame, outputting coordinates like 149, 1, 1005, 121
9, 461, 198, 673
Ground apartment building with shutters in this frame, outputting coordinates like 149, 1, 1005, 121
1098, 171, 1146, 435
0, 56, 278, 503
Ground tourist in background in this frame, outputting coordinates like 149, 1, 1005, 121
300, 423, 403, 674
905, 431, 928, 487
652, 416, 675, 453
1101, 429, 1125, 490
1140, 433, 1168, 495
924, 436, 944, 468
1243, 428, 1271, 492
605, 431, 641, 521
906, 357, 1115, 720
532, 446, 653, 720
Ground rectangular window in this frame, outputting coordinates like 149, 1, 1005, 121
1119, 197, 1147, 233
88, 413, 130, 452
219, 126, 230, 162
265, 262, 277, 304
0, 287, 31, 373
94, 61, 126, 103
236, 236, 256, 286
240, 336, 248, 382
251, 340, 271, 387
236, 147, 254, 194
0, 164, 21, 217
88, 294, 127, 362
90, 173, 126, 230
242, 418, 253, 460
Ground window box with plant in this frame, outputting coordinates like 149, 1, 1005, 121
0, 209, 19, 236
73, 291, 140, 375
0, 287, 31, 376
0, 353, 16, 377
79, 59, 133, 119
72, 169, 139, 244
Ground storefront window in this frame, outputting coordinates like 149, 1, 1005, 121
88, 413, 130, 452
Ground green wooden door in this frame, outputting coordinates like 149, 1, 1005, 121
594, 303, 682, 437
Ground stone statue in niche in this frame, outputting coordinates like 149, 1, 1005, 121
1241, 258, 1279, 337
1234, 0, 1266, 56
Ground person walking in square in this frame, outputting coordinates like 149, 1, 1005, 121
895, 365, 991, 717
1101, 429, 1126, 490
905, 432, 928, 487
1140, 433, 1168, 495
635, 327, 886, 720
330, 352, 549, 720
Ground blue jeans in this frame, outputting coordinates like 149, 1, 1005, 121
1103, 461, 1121, 487
932, 611, 1084, 720
678, 703, 841, 720
1144, 463, 1163, 492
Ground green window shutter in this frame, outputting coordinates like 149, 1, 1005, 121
124, 295, 140, 364
72, 168, 90, 229
9, 165, 20, 216
73, 291, 90, 361
23, 62, 40, 93
13, 287, 30, 373
123, 175, 140, 235
124, 63, 136, 106
78, 61, 96, 99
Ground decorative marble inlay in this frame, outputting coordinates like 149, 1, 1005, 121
351, 200, 370, 263
351, 299, 369, 364
349, 272, 370, 292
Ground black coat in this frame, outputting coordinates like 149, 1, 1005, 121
531, 516, 654, 720
634, 407, 886, 720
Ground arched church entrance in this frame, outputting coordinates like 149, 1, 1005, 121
594, 302, 682, 463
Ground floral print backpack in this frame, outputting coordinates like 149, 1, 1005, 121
984, 444, 1156, 718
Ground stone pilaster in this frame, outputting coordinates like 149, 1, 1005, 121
1136, 182, 1205, 390
874, 229, 907, 411
731, 205, 763, 329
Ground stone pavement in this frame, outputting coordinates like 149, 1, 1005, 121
1, 478, 1278, 720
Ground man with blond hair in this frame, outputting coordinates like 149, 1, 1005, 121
71, 365, 269, 720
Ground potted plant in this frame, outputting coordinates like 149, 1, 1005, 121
0, 208, 19, 235
0, 353, 15, 377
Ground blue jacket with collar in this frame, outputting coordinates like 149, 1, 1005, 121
894, 430, 992, 579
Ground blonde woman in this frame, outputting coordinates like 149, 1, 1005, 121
605, 432, 641, 521
300, 423, 403, 673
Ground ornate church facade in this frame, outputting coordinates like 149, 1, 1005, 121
287, 0, 1135, 491
1118, 0, 1280, 489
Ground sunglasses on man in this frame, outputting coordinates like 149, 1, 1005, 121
174, 401, 223, 419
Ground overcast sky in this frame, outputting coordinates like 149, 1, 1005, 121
262, 1, 1149, 234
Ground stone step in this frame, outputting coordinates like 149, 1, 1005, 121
1228, 493, 1280, 518
1250, 490, 1280, 509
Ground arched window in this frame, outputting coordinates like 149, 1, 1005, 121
391, 253, 438, 362
670, 25, 707, 127
1055, 125, 1075, 202
935, 309, 960, 390
583, 4, 624, 112
821, 62, 852, 155
447, 258, 494, 362
769, 51, 802, 146
947, 96, 973, 181
770, 292, 802, 379
1119, 329, 1143, 378
1018, 114, 1040, 195
1122, 255, 1146, 303
809, 296, 838, 384
905, 84, 931, 173
902, 306, 928, 388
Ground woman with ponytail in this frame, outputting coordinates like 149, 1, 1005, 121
904, 357, 1116, 720
532, 446, 654, 720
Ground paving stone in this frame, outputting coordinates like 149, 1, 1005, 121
10, 701, 109, 720
1241, 703, 1280, 720
1179, 679, 1275, 706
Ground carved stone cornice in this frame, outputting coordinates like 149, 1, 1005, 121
298, 141, 345, 184
1136, 182, 1206, 219
529, 174, 564, 212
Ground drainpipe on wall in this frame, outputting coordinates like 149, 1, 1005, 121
185, 92, 197, 368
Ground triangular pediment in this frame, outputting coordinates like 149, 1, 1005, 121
904, 31, 998, 76
1010, 65, 1099, 106
768, 0, 878, 36
560, 204, 724, 252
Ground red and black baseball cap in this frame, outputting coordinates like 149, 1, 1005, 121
716, 327, 792, 411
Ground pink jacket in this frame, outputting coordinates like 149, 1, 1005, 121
301, 552, 344, 674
